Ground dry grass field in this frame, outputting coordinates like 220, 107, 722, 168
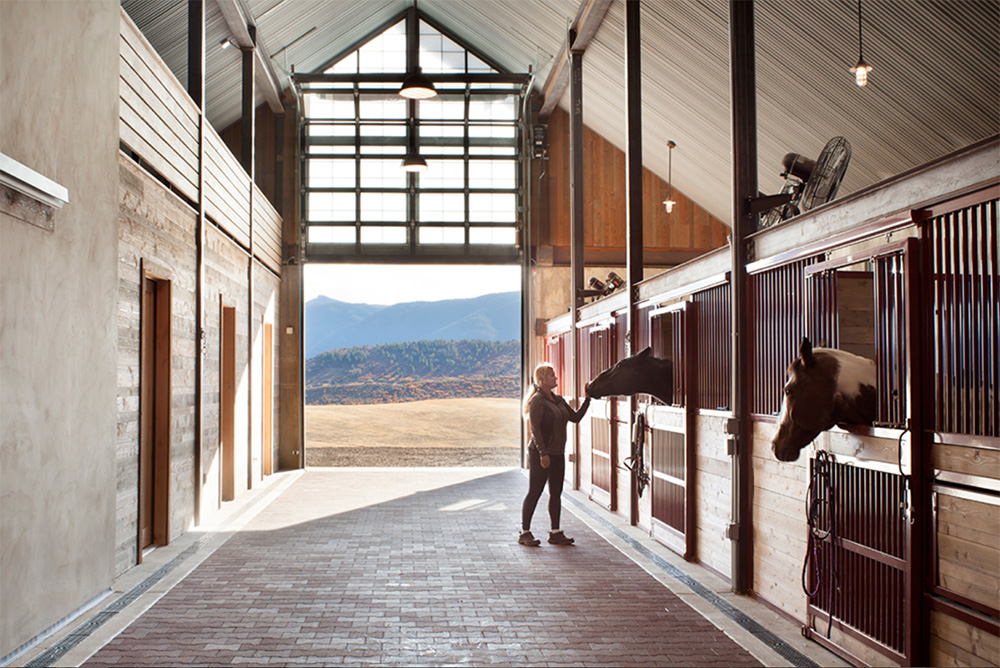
305, 397, 522, 467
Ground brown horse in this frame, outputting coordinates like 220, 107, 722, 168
588, 347, 674, 405
771, 337, 877, 462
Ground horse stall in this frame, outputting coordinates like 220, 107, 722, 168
536, 137, 998, 667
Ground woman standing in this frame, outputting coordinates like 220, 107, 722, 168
519, 362, 591, 546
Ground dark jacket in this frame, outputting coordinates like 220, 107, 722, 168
527, 390, 590, 457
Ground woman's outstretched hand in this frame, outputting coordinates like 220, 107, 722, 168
584, 382, 591, 397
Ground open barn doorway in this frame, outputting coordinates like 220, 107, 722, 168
303, 263, 522, 467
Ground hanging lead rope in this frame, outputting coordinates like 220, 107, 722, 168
801, 449, 840, 638
625, 411, 649, 496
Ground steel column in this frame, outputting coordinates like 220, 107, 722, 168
188, 0, 205, 526
906, 232, 928, 666
624, 0, 644, 525
728, 0, 757, 595
570, 42, 584, 489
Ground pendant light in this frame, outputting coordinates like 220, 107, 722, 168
400, 115, 427, 172
663, 140, 677, 213
849, 0, 873, 87
399, 0, 436, 99
399, 67, 437, 100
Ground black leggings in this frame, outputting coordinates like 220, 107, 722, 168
521, 448, 565, 532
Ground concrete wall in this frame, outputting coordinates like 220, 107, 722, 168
0, 0, 121, 657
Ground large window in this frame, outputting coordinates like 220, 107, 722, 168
296, 12, 528, 261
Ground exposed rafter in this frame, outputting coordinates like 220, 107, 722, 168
217, 0, 284, 113
537, 0, 613, 122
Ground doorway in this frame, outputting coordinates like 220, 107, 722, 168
221, 303, 237, 502
262, 322, 274, 476
138, 272, 171, 560
302, 263, 522, 467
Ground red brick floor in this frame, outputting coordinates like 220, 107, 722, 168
83, 469, 763, 667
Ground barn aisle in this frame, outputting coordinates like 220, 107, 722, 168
24, 468, 844, 667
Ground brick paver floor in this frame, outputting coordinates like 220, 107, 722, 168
83, 468, 763, 667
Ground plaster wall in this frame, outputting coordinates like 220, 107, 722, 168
0, 0, 120, 657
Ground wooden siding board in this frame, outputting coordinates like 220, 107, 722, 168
118, 37, 198, 144
119, 15, 199, 129
253, 187, 282, 255
119, 85, 198, 198
930, 610, 1000, 667
933, 443, 1000, 480
204, 133, 251, 247
937, 494, 1000, 548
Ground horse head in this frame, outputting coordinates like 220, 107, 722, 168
588, 347, 674, 405
771, 337, 877, 462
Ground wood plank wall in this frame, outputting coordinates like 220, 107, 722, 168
119, 14, 199, 202
538, 107, 728, 261
118, 9, 282, 275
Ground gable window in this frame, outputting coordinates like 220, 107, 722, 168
295, 10, 529, 262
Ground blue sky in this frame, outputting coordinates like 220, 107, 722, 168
304, 264, 521, 306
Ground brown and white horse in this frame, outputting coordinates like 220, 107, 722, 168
771, 337, 877, 462
588, 347, 674, 405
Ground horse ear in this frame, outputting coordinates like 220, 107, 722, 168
637, 347, 652, 358
800, 337, 815, 367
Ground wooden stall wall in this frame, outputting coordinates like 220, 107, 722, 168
923, 190, 999, 668
538, 108, 728, 265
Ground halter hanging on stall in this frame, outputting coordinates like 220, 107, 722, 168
802, 449, 840, 638
624, 411, 650, 496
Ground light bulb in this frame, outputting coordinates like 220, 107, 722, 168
663, 199, 675, 213
851, 59, 872, 87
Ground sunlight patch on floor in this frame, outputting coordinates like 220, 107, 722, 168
248, 467, 518, 530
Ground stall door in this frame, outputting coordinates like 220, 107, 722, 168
647, 302, 695, 559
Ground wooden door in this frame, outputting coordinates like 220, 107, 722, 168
139, 274, 171, 561
139, 278, 156, 550
221, 304, 237, 502
262, 323, 273, 476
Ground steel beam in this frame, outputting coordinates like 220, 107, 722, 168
242, 36, 255, 176
217, 0, 284, 113
538, 0, 613, 122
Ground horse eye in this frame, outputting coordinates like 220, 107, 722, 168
784, 386, 793, 396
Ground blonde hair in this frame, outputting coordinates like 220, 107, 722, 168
523, 363, 556, 416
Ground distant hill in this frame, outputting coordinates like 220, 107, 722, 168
305, 291, 519, 359
306, 339, 519, 405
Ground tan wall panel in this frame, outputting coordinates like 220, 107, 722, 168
0, 1, 121, 657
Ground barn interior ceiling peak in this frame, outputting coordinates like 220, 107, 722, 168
122, 0, 999, 226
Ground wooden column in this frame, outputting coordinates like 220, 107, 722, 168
187, 0, 205, 525
624, 0, 643, 525
728, 0, 757, 595
569, 41, 584, 489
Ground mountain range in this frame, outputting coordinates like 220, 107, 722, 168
305, 291, 520, 359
